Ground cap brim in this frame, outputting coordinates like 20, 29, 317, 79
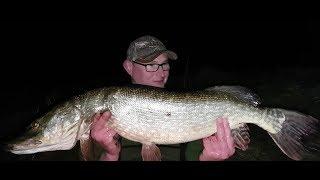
137, 50, 178, 64
164, 50, 178, 60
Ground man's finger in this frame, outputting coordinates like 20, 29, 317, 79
216, 118, 226, 142
202, 136, 211, 151
92, 113, 102, 124
101, 111, 111, 121
202, 136, 219, 160
105, 140, 121, 155
223, 120, 235, 154
93, 111, 111, 129
216, 118, 229, 153
203, 135, 218, 150
106, 130, 118, 140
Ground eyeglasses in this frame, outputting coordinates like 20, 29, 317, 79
132, 61, 170, 72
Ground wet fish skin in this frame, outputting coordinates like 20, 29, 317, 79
6, 86, 320, 160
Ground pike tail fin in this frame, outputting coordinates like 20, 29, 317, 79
267, 108, 320, 160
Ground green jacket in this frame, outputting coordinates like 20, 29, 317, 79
119, 138, 203, 161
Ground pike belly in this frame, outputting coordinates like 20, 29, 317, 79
105, 93, 262, 145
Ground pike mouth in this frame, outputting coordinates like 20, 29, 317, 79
7, 138, 76, 154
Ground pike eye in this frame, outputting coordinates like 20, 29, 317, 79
26, 122, 41, 134
29, 122, 40, 130
32, 123, 39, 129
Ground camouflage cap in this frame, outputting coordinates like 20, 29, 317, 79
127, 35, 178, 64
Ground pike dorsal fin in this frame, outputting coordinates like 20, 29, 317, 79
205, 86, 261, 107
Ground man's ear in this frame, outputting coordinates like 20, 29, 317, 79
123, 59, 133, 76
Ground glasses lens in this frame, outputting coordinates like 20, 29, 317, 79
146, 64, 158, 72
162, 63, 170, 71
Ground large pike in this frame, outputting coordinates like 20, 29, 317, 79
5, 85, 319, 160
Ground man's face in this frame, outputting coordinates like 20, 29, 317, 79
131, 53, 170, 88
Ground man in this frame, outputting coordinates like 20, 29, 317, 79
90, 35, 235, 161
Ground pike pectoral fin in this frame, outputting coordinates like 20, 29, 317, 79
141, 143, 161, 161
79, 131, 105, 161
80, 137, 94, 161
231, 123, 250, 151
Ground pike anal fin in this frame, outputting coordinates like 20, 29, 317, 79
141, 143, 162, 161
232, 123, 250, 151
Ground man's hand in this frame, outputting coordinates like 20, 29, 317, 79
90, 111, 121, 161
199, 118, 235, 161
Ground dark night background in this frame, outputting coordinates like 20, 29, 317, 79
1, 20, 320, 161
